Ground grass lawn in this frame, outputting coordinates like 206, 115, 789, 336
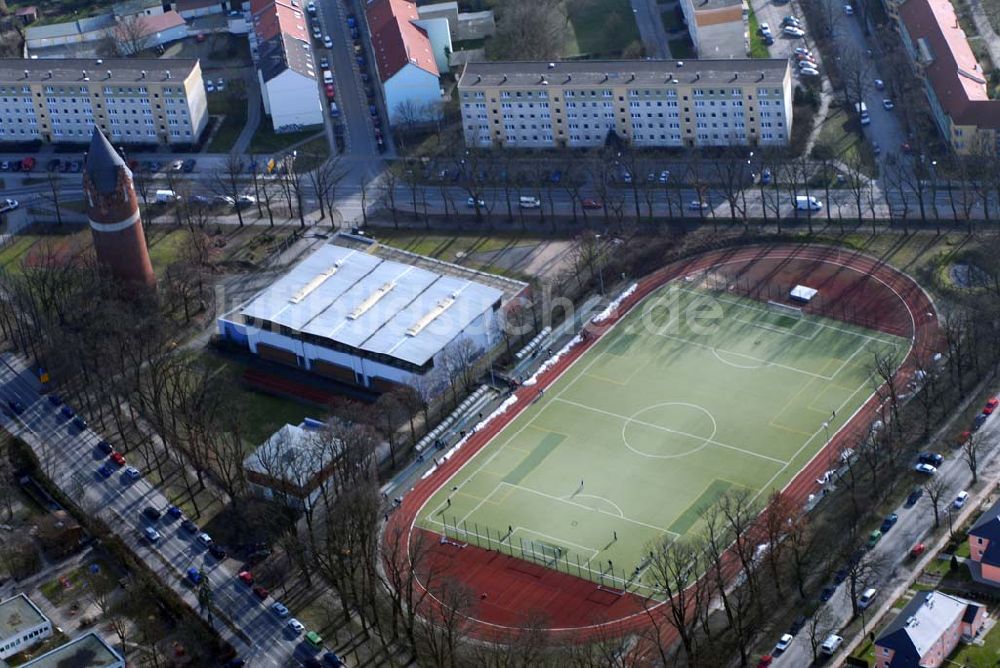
194, 350, 321, 448
668, 36, 695, 59
813, 104, 877, 175
956, 539, 971, 558
564, 0, 640, 57
748, 7, 771, 58
145, 228, 192, 273
207, 93, 249, 153
294, 137, 332, 172
249, 121, 323, 156
453, 37, 487, 51
417, 285, 907, 591
661, 8, 683, 32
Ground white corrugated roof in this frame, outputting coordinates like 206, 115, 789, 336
240, 244, 502, 366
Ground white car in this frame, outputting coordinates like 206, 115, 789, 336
798, 60, 819, 69
875, 78, 885, 90
883, 98, 895, 110
794, 47, 812, 56
215, 195, 236, 206
844, 4, 854, 14
799, 67, 820, 77
312, 25, 322, 39
196, 532, 213, 546
783, 26, 805, 37
466, 196, 485, 207
287, 618, 305, 634
124, 466, 141, 480
759, 22, 772, 37
143, 527, 161, 542
914, 462, 937, 475
205, 80, 215, 92
171, 160, 184, 172
954, 490, 969, 508
216, 78, 225, 91
658, 170, 670, 183
236, 195, 257, 206
307, 1, 316, 13
271, 602, 290, 617
0, 198, 19, 214
323, 35, 333, 48
688, 200, 709, 210
775, 633, 794, 652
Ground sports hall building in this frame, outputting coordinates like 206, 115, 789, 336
217, 237, 527, 393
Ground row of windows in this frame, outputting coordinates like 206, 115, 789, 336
1, 625, 49, 654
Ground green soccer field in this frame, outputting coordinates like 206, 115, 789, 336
416, 283, 908, 594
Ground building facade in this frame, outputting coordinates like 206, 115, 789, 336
889, 0, 1000, 154
0, 594, 52, 660
249, 0, 324, 131
678, 0, 749, 59
244, 421, 337, 510
966, 497, 1000, 585
217, 238, 527, 394
0, 58, 208, 145
457, 59, 791, 149
874, 590, 985, 668
368, 0, 444, 124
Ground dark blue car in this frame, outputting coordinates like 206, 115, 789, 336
97, 463, 113, 478
880, 513, 899, 533
60, 405, 74, 419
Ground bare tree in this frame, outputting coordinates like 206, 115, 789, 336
924, 477, 948, 529
108, 14, 150, 56
645, 535, 708, 665
211, 153, 246, 226
487, 0, 567, 60
963, 431, 984, 485
307, 155, 346, 224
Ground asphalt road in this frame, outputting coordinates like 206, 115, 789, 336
0, 353, 326, 667
772, 399, 1000, 667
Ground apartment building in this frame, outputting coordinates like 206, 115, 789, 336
889, 0, 1000, 154
679, 0, 749, 59
0, 58, 208, 145
0, 594, 52, 660
457, 59, 791, 150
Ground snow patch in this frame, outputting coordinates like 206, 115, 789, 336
420, 395, 520, 479
523, 335, 582, 387
591, 283, 638, 324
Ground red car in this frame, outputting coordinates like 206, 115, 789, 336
110, 451, 126, 466
984, 397, 999, 415
21, 157, 35, 172
958, 430, 971, 445
324, 84, 335, 100
252, 585, 269, 600
581, 198, 603, 210
238, 570, 254, 585
757, 655, 773, 668
910, 543, 926, 559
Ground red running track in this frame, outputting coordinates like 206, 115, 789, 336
385, 243, 941, 642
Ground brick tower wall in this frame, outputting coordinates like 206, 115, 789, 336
83, 168, 156, 289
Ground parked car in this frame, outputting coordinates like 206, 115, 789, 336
142, 506, 161, 521
238, 570, 254, 585
760, 168, 773, 184
271, 602, 290, 617
216, 78, 225, 91
867, 529, 882, 548
167, 505, 183, 518
880, 513, 898, 533
187, 567, 203, 584
581, 198, 602, 209
844, 3, 854, 14
253, 585, 269, 600
97, 440, 114, 454
287, 618, 305, 634
914, 462, 937, 475
974, 413, 988, 431
689, 200, 709, 210
819, 585, 835, 601
97, 463, 114, 478
209, 543, 228, 560
110, 451, 126, 466
883, 98, 895, 110
782, 15, 802, 26
182, 159, 196, 173
205, 81, 215, 93
0, 199, 19, 214
466, 196, 485, 207
984, 397, 999, 415
858, 587, 876, 609
323, 35, 333, 48
197, 533, 213, 546
820, 634, 843, 655
758, 22, 772, 36
918, 452, 943, 466
181, 519, 199, 533
774, 633, 793, 652
905, 487, 923, 507
909, 542, 926, 558
142, 527, 161, 542
783, 26, 805, 37
124, 466, 141, 480
954, 491, 969, 508
319, 57, 329, 69
799, 67, 820, 77
170, 160, 184, 172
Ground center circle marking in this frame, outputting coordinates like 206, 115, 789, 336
621, 402, 718, 459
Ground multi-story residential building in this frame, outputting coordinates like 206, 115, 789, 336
678, 0, 749, 59
966, 496, 1000, 585
249, 0, 324, 131
874, 590, 985, 668
886, 0, 1000, 154
457, 59, 791, 149
0, 594, 52, 660
20, 632, 124, 668
0, 58, 208, 145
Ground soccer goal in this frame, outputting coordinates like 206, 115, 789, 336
524, 540, 563, 567
767, 300, 804, 318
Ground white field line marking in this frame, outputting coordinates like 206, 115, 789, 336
654, 331, 836, 380
553, 397, 789, 465
732, 316, 818, 340
501, 481, 679, 536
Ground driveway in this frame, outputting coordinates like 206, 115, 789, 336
632, 0, 673, 58
0, 354, 317, 667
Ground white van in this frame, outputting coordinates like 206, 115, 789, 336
795, 195, 823, 211
858, 587, 877, 609
855, 101, 870, 125
323, 70, 333, 84
518, 196, 541, 209
820, 634, 843, 655
154, 189, 180, 203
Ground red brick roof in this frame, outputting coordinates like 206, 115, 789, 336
136, 10, 186, 36
366, 0, 439, 82
899, 0, 1000, 128
251, 0, 309, 43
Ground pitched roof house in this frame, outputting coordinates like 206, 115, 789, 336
366, 0, 444, 123
250, 0, 323, 130
874, 590, 985, 668
967, 497, 1000, 585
